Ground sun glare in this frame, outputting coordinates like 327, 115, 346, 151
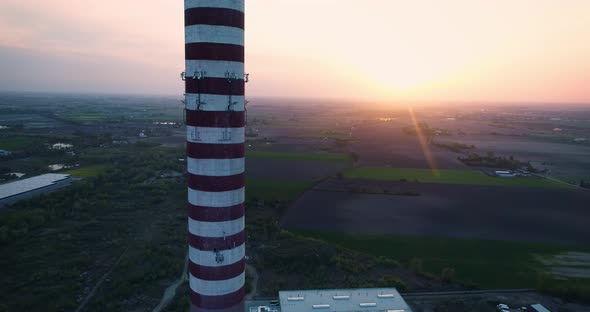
408, 106, 440, 177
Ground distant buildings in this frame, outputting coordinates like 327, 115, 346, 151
0, 173, 72, 208
48, 164, 66, 171
494, 170, 534, 177
51, 143, 73, 150
495, 170, 516, 178
277, 288, 412, 312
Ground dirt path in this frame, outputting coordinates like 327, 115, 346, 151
152, 254, 189, 312
245, 264, 258, 300
75, 248, 128, 312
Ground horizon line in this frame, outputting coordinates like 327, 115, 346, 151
0, 90, 589, 107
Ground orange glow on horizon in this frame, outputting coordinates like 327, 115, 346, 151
0, 0, 589, 103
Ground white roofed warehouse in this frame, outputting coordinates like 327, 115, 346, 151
0, 174, 72, 208
279, 288, 413, 312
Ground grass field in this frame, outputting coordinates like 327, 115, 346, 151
343, 167, 571, 189
246, 178, 313, 201
296, 230, 590, 289
0, 136, 40, 150
247, 151, 351, 163
62, 165, 110, 177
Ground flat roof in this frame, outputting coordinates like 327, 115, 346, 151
531, 304, 551, 312
0, 173, 71, 200
279, 288, 412, 312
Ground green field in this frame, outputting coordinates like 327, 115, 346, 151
247, 151, 351, 163
296, 230, 590, 289
62, 165, 111, 177
246, 178, 313, 201
343, 167, 571, 189
61, 114, 105, 122
0, 136, 40, 150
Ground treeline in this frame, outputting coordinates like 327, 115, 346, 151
432, 142, 475, 153
254, 230, 408, 295
0, 143, 187, 311
0, 138, 67, 160
403, 122, 451, 138
458, 152, 534, 171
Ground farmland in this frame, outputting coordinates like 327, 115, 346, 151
2, 93, 590, 311
343, 167, 570, 188
247, 151, 351, 163
246, 178, 313, 201
283, 180, 590, 245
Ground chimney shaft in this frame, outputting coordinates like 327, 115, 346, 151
184, 1, 246, 311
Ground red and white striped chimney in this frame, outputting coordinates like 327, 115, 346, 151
184, 0, 246, 311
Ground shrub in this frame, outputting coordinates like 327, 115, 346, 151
409, 257, 423, 273
441, 267, 456, 283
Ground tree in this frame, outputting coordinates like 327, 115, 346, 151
441, 267, 456, 283
410, 258, 423, 273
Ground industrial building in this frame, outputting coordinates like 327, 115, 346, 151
258, 288, 413, 312
183, 0, 247, 311
0, 173, 72, 208
495, 170, 516, 177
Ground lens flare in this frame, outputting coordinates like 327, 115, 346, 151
408, 106, 440, 178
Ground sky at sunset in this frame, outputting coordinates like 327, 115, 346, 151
0, 0, 589, 103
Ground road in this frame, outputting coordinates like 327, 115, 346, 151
245, 264, 259, 300
152, 254, 188, 312
75, 248, 128, 312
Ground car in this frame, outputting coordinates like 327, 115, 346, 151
497, 304, 509, 309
